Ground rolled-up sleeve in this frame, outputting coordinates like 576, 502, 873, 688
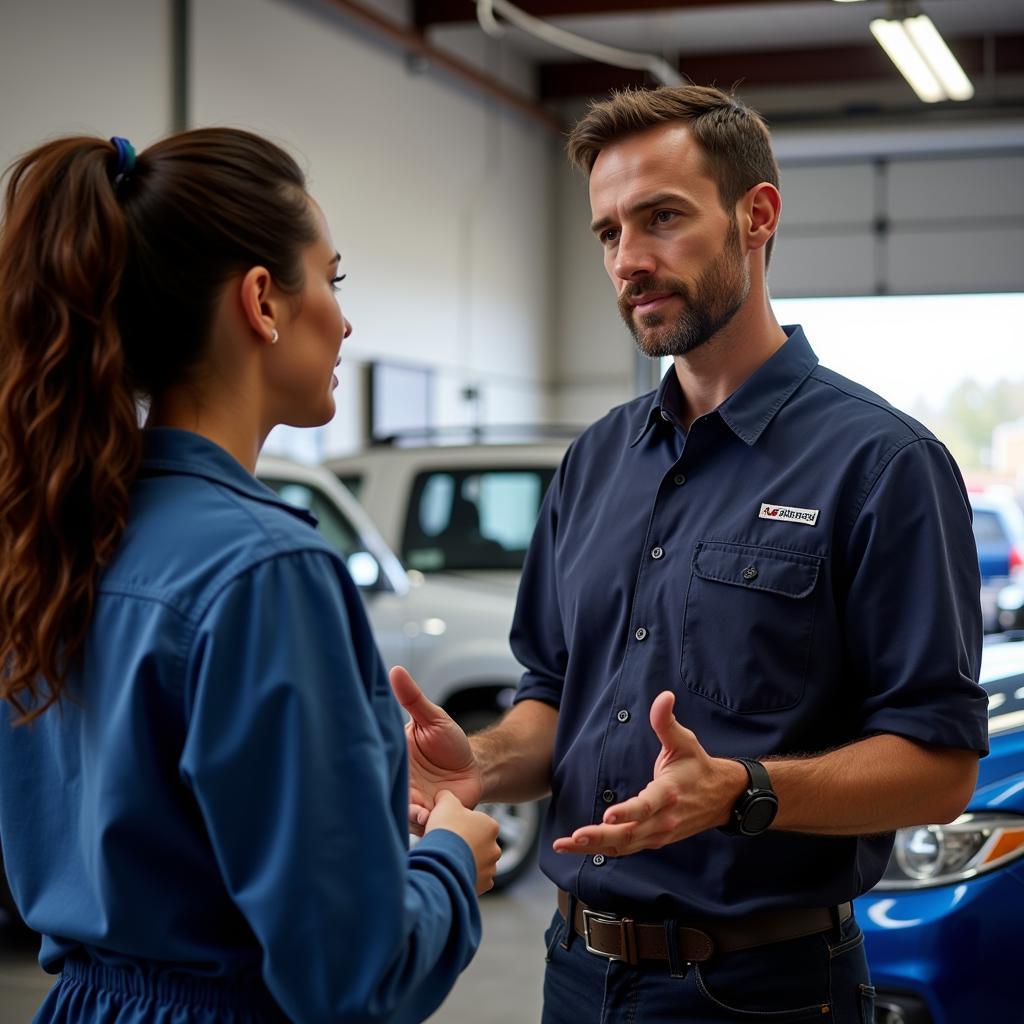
179, 549, 480, 1024
510, 454, 570, 709
843, 438, 989, 755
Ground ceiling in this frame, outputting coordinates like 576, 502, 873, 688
415, 0, 1024, 127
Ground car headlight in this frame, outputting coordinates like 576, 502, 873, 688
874, 813, 1024, 890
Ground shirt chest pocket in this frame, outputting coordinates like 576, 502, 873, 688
681, 541, 822, 713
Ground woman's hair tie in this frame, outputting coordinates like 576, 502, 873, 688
109, 136, 136, 186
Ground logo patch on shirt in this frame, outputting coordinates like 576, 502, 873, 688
759, 502, 819, 526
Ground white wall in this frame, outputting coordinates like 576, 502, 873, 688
193, 0, 557, 457
549, 158, 641, 426
1, 0, 558, 460
0, 0, 172, 166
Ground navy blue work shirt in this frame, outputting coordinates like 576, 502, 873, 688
0, 428, 480, 1024
511, 326, 988, 919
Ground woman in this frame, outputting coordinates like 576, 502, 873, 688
0, 129, 500, 1023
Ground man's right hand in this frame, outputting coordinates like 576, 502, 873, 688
390, 666, 484, 835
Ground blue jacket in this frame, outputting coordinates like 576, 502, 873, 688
0, 428, 480, 1023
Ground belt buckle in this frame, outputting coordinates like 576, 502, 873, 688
581, 908, 636, 964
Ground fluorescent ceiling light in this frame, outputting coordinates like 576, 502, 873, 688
870, 15, 973, 103
904, 14, 975, 100
870, 17, 944, 102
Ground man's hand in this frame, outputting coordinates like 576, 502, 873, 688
390, 666, 484, 834
552, 691, 746, 857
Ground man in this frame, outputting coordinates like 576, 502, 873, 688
391, 85, 988, 1022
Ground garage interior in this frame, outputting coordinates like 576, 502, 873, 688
1, 1, 1022, 1021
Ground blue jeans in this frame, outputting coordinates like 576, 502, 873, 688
541, 908, 876, 1024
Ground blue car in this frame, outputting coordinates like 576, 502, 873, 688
969, 489, 1024, 633
858, 632, 1024, 1023
971, 489, 1024, 584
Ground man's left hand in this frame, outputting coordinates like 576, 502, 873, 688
552, 691, 747, 857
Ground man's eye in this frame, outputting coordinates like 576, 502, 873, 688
654, 210, 676, 224
600, 229, 619, 244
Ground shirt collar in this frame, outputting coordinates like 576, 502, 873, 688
140, 428, 318, 527
630, 365, 688, 447
630, 325, 818, 448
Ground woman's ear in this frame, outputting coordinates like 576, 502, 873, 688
239, 266, 278, 345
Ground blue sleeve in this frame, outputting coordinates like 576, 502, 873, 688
510, 453, 569, 708
179, 549, 481, 1024
843, 438, 989, 755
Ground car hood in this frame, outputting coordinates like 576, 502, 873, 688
974, 725, 1024, 811
423, 570, 523, 596
402, 573, 519, 629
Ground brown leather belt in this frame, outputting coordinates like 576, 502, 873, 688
558, 889, 851, 965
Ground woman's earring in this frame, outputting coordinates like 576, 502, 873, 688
270, 329, 279, 345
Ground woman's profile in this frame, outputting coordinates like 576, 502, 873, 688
0, 128, 499, 1023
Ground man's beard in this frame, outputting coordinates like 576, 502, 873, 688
618, 221, 750, 359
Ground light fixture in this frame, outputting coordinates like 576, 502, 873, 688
869, 6, 974, 103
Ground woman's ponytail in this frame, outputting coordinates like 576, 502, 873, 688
1, 126, 317, 723
0, 138, 142, 722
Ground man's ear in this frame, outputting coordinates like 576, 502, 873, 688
740, 182, 781, 256
239, 266, 278, 344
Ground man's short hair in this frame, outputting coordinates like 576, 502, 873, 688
566, 84, 781, 265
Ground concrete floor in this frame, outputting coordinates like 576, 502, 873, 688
0, 913, 50, 1023
0, 865, 552, 1023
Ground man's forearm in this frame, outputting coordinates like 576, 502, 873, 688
765, 734, 979, 835
470, 698, 558, 804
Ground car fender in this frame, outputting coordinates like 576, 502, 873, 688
408, 642, 522, 710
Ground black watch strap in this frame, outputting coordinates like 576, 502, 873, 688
720, 757, 778, 837
735, 757, 772, 793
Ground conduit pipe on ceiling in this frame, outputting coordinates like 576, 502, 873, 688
316, 0, 563, 133
476, 0, 683, 87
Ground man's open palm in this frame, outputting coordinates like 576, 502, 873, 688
390, 666, 484, 832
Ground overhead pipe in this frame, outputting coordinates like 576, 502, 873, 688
476, 0, 683, 86
312, 0, 564, 133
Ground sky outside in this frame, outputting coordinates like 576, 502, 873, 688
772, 293, 1024, 416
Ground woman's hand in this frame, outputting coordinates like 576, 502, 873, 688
425, 790, 501, 895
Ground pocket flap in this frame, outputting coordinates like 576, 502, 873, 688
692, 542, 820, 599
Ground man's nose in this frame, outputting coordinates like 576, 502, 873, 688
613, 230, 656, 283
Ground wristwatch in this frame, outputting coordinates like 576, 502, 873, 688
719, 758, 778, 837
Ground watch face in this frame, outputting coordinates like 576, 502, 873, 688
742, 795, 778, 834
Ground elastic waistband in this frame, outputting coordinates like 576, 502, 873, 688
61, 956, 287, 1018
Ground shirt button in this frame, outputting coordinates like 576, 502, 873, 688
651, 546, 664, 560
635, 627, 648, 641
592, 854, 606, 866
602, 789, 616, 803
674, 474, 686, 486
742, 566, 758, 581
617, 709, 630, 723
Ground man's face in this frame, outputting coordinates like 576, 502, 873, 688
589, 122, 750, 358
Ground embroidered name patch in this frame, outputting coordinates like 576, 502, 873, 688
759, 502, 819, 526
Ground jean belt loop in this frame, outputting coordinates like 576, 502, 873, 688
664, 918, 688, 979
829, 904, 843, 941
561, 893, 577, 951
